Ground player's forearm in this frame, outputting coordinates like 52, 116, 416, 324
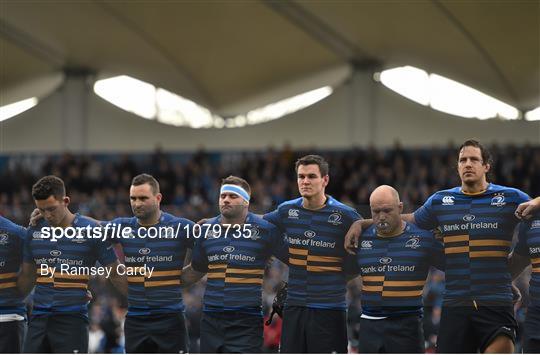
17, 263, 36, 297
508, 252, 530, 280
108, 262, 128, 297
181, 264, 204, 286
401, 213, 415, 223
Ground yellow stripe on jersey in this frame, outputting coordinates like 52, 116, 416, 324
152, 270, 182, 277
362, 285, 383, 292
144, 280, 180, 287
0, 282, 17, 289
225, 277, 263, 284
306, 265, 342, 272
289, 248, 308, 256
307, 255, 342, 263
444, 235, 469, 243
470, 251, 508, 258
383, 280, 425, 287
363, 275, 385, 282
226, 268, 264, 275
469, 240, 511, 247
207, 273, 226, 279
289, 258, 308, 266
445, 246, 470, 254
0, 272, 17, 280
382, 290, 423, 297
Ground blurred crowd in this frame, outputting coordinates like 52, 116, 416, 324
1, 142, 538, 353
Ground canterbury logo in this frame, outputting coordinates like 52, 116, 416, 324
442, 196, 455, 205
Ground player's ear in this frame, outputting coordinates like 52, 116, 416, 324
398, 202, 404, 214
323, 175, 329, 186
63, 196, 70, 205
484, 163, 491, 174
156, 193, 162, 203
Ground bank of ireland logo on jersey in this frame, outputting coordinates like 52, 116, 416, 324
288, 209, 299, 219
0, 233, 8, 245
532, 220, 540, 229
328, 212, 342, 225
442, 196, 455, 206
304, 230, 316, 239
405, 237, 421, 249
139, 248, 151, 255
491, 194, 506, 207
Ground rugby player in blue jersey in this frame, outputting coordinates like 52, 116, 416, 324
264, 155, 362, 353
28, 173, 196, 353
0, 215, 27, 353
351, 185, 444, 353
509, 214, 540, 353
345, 140, 530, 353
18, 175, 128, 353
104, 173, 196, 353
182, 175, 287, 353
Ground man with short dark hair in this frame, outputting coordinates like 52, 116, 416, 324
345, 140, 530, 353
264, 155, 362, 353
182, 175, 286, 353
105, 173, 195, 353
19, 175, 127, 353
0, 215, 27, 353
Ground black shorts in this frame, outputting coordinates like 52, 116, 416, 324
0, 319, 26, 353
200, 311, 263, 353
124, 313, 188, 353
436, 301, 517, 353
358, 314, 424, 353
523, 305, 540, 353
23, 313, 89, 353
280, 305, 348, 353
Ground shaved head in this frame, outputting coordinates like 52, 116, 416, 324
369, 185, 404, 237
369, 185, 400, 206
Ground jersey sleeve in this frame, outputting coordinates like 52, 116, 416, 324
180, 219, 196, 249
414, 194, 439, 230
23, 229, 34, 263
428, 236, 446, 271
190, 239, 208, 273
343, 253, 359, 275
93, 223, 118, 266
268, 225, 288, 264
263, 208, 283, 230
514, 222, 530, 257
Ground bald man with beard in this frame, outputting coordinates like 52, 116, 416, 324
350, 185, 444, 353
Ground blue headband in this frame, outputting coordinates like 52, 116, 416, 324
220, 184, 250, 202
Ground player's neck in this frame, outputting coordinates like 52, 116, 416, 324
461, 180, 489, 194
377, 220, 406, 238
138, 210, 161, 226
302, 194, 327, 210
56, 210, 75, 228
222, 210, 248, 225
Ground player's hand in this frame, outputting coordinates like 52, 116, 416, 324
515, 197, 540, 220
345, 220, 363, 255
29, 208, 43, 226
196, 218, 208, 225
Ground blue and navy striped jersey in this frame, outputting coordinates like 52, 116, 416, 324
354, 223, 444, 317
515, 215, 540, 307
191, 213, 285, 315
108, 212, 195, 316
0, 216, 26, 316
414, 183, 529, 303
24, 215, 117, 316
264, 196, 361, 310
